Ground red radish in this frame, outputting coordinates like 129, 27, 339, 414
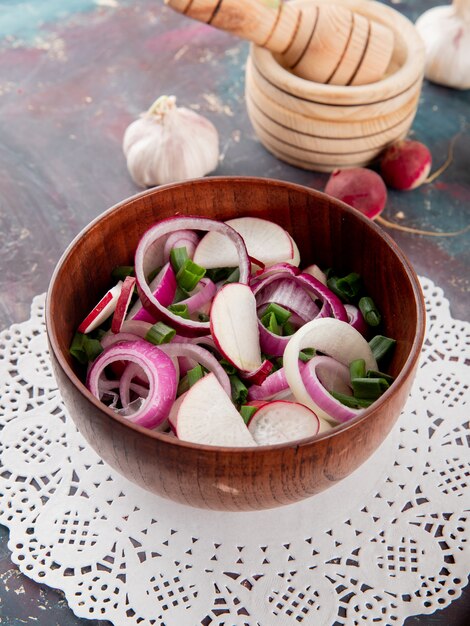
324, 168, 387, 220
247, 400, 319, 445
380, 140, 432, 190
210, 283, 263, 373
77, 281, 123, 333
111, 276, 136, 333
193, 216, 299, 269
240, 359, 273, 386
175, 373, 257, 447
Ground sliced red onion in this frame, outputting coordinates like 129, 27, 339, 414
247, 364, 305, 402
254, 276, 320, 322
302, 264, 327, 285
101, 332, 143, 349
87, 340, 177, 429
252, 262, 300, 283
257, 323, 290, 357
120, 320, 153, 337
177, 278, 216, 315
127, 263, 176, 323
296, 273, 348, 321
345, 304, 368, 336
240, 359, 273, 386
119, 362, 147, 408
157, 342, 231, 396
162, 229, 200, 262
135, 216, 249, 335
301, 356, 362, 423
283, 318, 377, 421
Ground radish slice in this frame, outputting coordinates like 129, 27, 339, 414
210, 283, 262, 373
175, 373, 257, 447
111, 276, 136, 333
301, 356, 362, 423
193, 217, 298, 269
240, 359, 273, 386
87, 340, 177, 429
135, 216, 249, 335
302, 264, 327, 285
283, 318, 377, 417
77, 281, 123, 333
247, 400, 319, 445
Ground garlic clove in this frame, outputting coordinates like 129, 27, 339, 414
123, 95, 220, 188
415, 0, 470, 90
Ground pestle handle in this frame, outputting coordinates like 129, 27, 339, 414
165, 0, 301, 53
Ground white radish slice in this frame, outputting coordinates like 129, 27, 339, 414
176, 373, 257, 447
77, 281, 123, 333
288, 234, 300, 267
193, 217, 298, 269
111, 276, 136, 333
283, 318, 378, 417
247, 400, 319, 445
302, 264, 327, 285
210, 283, 262, 373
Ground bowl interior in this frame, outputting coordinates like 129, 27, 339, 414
48, 177, 422, 388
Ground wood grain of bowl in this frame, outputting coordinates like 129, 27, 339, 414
246, 0, 425, 171
46, 177, 425, 511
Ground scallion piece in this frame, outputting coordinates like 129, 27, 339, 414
198, 312, 210, 322
349, 358, 366, 381
168, 303, 190, 319
225, 267, 240, 284
369, 335, 396, 363
261, 311, 280, 335
147, 266, 162, 283
366, 369, 395, 385
70, 332, 103, 365
283, 320, 296, 336
220, 359, 237, 375
336, 272, 363, 301
111, 265, 134, 281
262, 303, 292, 326
176, 258, 206, 292
240, 405, 258, 424
170, 246, 189, 273
359, 296, 381, 327
330, 391, 374, 409
230, 375, 248, 406
145, 321, 176, 345
351, 377, 390, 399
299, 348, 316, 362
173, 285, 189, 303
205, 267, 234, 283
177, 364, 205, 396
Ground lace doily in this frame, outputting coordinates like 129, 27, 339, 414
0, 276, 468, 626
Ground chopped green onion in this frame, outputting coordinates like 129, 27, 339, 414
230, 375, 248, 406
145, 321, 176, 345
111, 265, 134, 281
330, 391, 374, 409
147, 266, 162, 283
326, 276, 348, 302
349, 358, 366, 381
262, 303, 292, 326
336, 272, 363, 300
70, 332, 103, 365
261, 311, 280, 335
225, 267, 240, 284
176, 259, 206, 292
299, 348, 316, 362
168, 303, 190, 319
366, 369, 395, 385
369, 335, 396, 363
240, 405, 258, 424
351, 377, 390, 399
198, 312, 210, 322
359, 296, 382, 327
170, 246, 189, 273
173, 285, 190, 303
205, 267, 235, 283
177, 364, 205, 395
220, 359, 237, 375
283, 321, 296, 336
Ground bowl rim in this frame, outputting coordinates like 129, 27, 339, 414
250, 0, 425, 106
46, 175, 426, 453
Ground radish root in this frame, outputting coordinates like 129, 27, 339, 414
376, 216, 470, 237
425, 131, 461, 183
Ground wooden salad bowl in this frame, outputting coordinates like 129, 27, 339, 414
46, 177, 425, 511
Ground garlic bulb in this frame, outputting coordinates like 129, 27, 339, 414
123, 95, 219, 187
415, 0, 470, 90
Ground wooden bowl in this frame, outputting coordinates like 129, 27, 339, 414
46, 177, 425, 511
246, 0, 425, 171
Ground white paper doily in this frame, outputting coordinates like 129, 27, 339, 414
0, 276, 468, 626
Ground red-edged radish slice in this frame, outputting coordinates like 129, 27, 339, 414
247, 400, 319, 445
111, 276, 136, 333
193, 217, 299, 269
302, 264, 327, 285
283, 318, 377, 418
210, 283, 262, 373
175, 373, 257, 447
77, 281, 123, 333
135, 216, 249, 336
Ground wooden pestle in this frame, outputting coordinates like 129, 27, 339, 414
165, 0, 394, 86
